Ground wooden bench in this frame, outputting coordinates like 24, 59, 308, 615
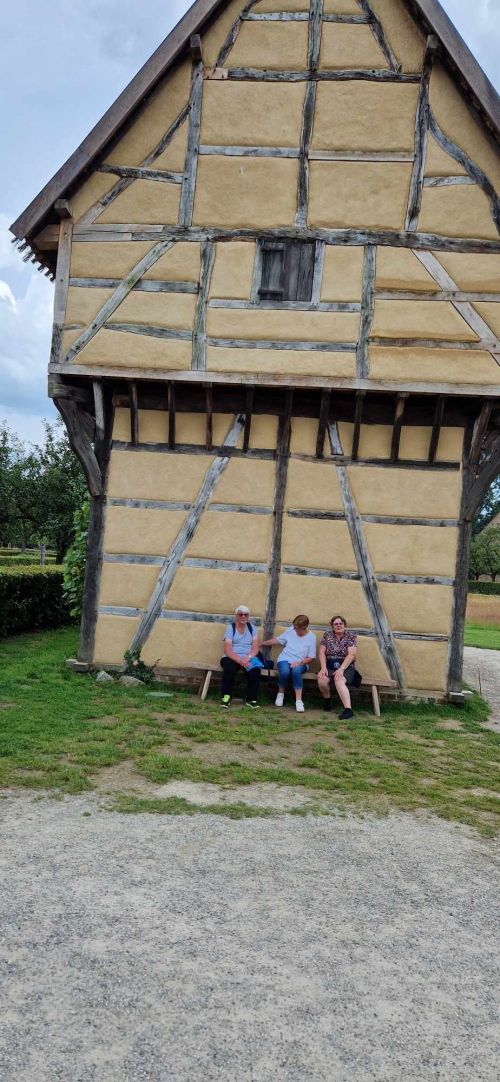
191, 663, 396, 717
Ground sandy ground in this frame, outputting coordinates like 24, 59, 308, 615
1, 792, 499, 1082
463, 645, 500, 731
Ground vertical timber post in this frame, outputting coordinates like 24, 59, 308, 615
79, 384, 114, 665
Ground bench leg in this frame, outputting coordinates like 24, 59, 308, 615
199, 670, 212, 702
371, 684, 381, 718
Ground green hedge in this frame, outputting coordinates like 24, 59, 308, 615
0, 566, 72, 637
468, 580, 500, 596
0, 555, 56, 567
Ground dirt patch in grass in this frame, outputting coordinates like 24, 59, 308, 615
437, 719, 464, 731
93, 760, 159, 796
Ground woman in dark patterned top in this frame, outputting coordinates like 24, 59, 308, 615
317, 615, 357, 719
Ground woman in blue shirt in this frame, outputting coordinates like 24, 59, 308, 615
220, 605, 261, 709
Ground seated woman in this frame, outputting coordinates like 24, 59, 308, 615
261, 614, 317, 713
318, 616, 358, 719
220, 605, 261, 709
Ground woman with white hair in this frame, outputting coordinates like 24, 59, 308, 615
220, 606, 261, 709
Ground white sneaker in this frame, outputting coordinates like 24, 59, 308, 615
275, 692, 284, 707
296, 700, 305, 712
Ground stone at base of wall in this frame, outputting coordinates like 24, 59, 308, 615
448, 690, 473, 705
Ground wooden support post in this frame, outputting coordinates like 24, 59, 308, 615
264, 390, 293, 643
54, 397, 102, 497
129, 382, 139, 446
216, 0, 259, 67
357, 245, 376, 378
371, 684, 381, 718
405, 36, 438, 231
470, 401, 493, 474
79, 387, 114, 665
168, 382, 176, 449
205, 384, 213, 452
50, 206, 73, 366
193, 239, 215, 370
296, 0, 323, 228
243, 387, 254, 453
428, 111, 500, 233
428, 395, 446, 465
179, 55, 204, 227
190, 34, 203, 63
199, 670, 212, 701
390, 393, 408, 463
316, 389, 330, 458
358, 0, 400, 70
351, 391, 365, 461
447, 420, 474, 695
93, 380, 105, 452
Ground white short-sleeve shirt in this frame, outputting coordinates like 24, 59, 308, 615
276, 627, 317, 664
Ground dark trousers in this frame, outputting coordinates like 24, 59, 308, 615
220, 657, 261, 700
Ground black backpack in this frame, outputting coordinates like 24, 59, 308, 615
231, 621, 254, 638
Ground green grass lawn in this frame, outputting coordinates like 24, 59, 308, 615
465, 623, 500, 650
0, 627, 499, 835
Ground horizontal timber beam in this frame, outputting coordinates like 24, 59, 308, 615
69, 278, 198, 294
225, 68, 420, 82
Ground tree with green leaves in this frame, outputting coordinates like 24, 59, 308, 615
469, 525, 500, 582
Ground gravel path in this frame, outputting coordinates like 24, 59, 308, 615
464, 646, 500, 730
1, 793, 499, 1082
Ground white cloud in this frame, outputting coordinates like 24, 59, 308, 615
0, 279, 16, 307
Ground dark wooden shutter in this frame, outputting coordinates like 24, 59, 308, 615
258, 240, 315, 302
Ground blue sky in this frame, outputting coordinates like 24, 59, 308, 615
1, 0, 499, 445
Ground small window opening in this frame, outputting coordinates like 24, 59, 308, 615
258, 239, 316, 303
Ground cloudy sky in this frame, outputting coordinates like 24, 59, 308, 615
1, 0, 499, 445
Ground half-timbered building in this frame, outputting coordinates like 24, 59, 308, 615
11, 0, 500, 699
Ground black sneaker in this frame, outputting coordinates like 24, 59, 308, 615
338, 708, 354, 720
245, 700, 260, 709
221, 695, 231, 709
322, 699, 332, 712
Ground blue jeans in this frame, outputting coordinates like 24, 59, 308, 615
277, 661, 308, 691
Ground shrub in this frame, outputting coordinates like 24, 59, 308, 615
63, 498, 90, 620
468, 580, 500, 596
0, 566, 71, 637
0, 554, 55, 567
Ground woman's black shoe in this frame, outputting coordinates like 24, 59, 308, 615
322, 699, 332, 712
338, 708, 354, 720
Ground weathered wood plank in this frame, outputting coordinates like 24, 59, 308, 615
264, 390, 293, 642
69, 277, 198, 294
311, 240, 325, 304
243, 11, 309, 20
375, 289, 500, 302
98, 164, 183, 184
283, 565, 359, 581
405, 36, 438, 231
390, 393, 409, 463
469, 400, 493, 473
168, 381, 176, 449
183, 558, 268, 572
308, 0, 323, 71
412, 250, 500, 361
287, 509, 459, 527
357, 245, 376, 378
423, 175, 476, 187
193, 239, 215, 370
316, 389, 330, 458
358, 0, 400, 71
243, 387, 254, 453
178, 59, 204, 228
296, 81, 316, 228
107, 498, 191, 511
309, 150, 413, 161
199, 145, 300, 158
93, 379, 105, 452
369, 337, 499, 350
54, 398, 102, 496
71, 223, 500, 254
50, 217, 73, 365
447, 421, 474, 694
208, 503, 273, 514
128, 414, 245, 654
205, 383, 213, 452
428, 110, 500, 232
64, 240, 175, 362
428, 395, 446, 465
208, 298, 359, 312
282, 565, 453, 585
216, 0, 259, 66
129, 382, 139, 447
207, 337, 356, 351
351, 390, 365, 461
227, 68, 420, 82
328, 421, 406, 686
466, 432, 500, 519
104, 323, 192, 341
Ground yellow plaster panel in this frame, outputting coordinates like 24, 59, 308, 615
103, 61, 191, 168
214, 459, 276, 506
473, 304, 500, 338
207, 307, 359, 342
282, 519, 357, 571
61, 329, 81, 355
379, 583, 453, 635
250, 414, 280, 449
256, 0, 309, 9
210, 242, 255, 300
368, 0, 425, 72
277, 575, 372, 628
369, 346, 498, 386
202, 0, 252, 67
103, 507, 187, 557
74, 328, 192, 370
323, 0, 362, 12
169, 413, 244, 447
165, 568, 268, 614
313, 83, 419, 152
144, 243, 201, 281
99, 563, 159, 609
107, 450, 211, 501
424, 134, 467, 177
207, 346, 356, 377
419, 185, 498, 242
186, 512, 273, 562
143, 620, 228, 669
201, 82, 305, 147
225, 22, 308, 70
153, 125, 188, 172
348, 637, 391, 681
348, 465, 461, 519
112, 409, 241, 448
70, 241, 200, 282
95, 180, 180, 226
364, 522, 457, 577
359, 425, 392, 459
372, 300, 478, 340
290, 418, 325, 456
65, 287, 113, 327
193, 157, 297, 228
375, 247, 438, 291
434, 253, 500, 292
398, 640, 448, 692
319, 25, 388, 70
112, 408, 169, 445
285, 459, 344, 511
107, 292, 196, 331
94, 616, 139, 666
309, 163, 412, 229
321, 247, 364, 301
71, 174, 117, 224
430, 64, 500, 195
398, 426, 463, 463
